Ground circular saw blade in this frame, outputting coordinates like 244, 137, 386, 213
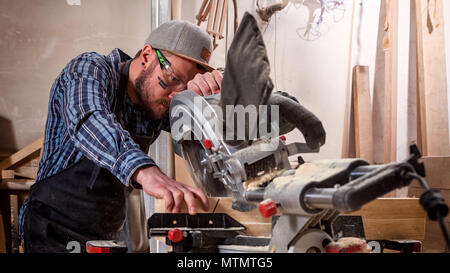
170, 91, 233, 197
181, 140, 230, 197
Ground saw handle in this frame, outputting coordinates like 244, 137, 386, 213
331, 162, 415, 212
267, 92, 326, 150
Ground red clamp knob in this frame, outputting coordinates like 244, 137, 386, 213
203, 139, 212, 150
259, 199, 277, 218
279, 135, 286, 141
168, 228, 183, 243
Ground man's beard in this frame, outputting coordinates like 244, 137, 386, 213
135, 61, 169, 120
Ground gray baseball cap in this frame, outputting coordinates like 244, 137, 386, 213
145, 20, 214, 72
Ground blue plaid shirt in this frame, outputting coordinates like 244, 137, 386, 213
19, 48, 169, 238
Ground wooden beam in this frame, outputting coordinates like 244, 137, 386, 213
157, 155, 272, 236
343, 198, 426, 241
0, 137, 43, 171
352, 66, 374, 163
415, 0, 450, 156
341, 1, 357, 159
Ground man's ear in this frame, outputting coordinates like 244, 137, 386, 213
140, 44, 154, 65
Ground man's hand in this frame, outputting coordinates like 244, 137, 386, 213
132, 165, 210, 215
187, 70, 223, 96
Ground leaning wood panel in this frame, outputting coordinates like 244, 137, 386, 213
418, 156, 450, 189
415, 0, 450, 156
352, 65, 374, 163
383, 0, 398, 164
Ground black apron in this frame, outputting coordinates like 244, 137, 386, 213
24, 58, 155, 253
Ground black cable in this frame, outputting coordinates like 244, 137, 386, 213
405, 172, 450, 249
406, 172, 429, 190
436, 211, 450, 248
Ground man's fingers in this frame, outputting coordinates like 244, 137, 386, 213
159, 188, 174, 212
187, 81, 202, 96
178, 186, 199, 215
187, 72, 223, 96
168, 186, 184, 213
185, 185, 210, 211
194, 74, 212, 96
203, 72, 220, 94
211, 70, 223, 91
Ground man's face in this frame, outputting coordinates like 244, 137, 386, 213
134, 49, 201, 120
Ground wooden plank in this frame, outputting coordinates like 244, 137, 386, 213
344, 198, 426, 219
383, 0, 398, 164
155, 155, 272, 236
422, 221, 449, 253
362, 218, 426, 240
352, 65, 374, 163
0, 137, 44, 171
409, 187, 450, 207
0, 170, 15, 180
415, 0, 450, 156
343, 198, 426, 240
341, 1, 358, 158
419, 156, 450, 189
12, 166, 38, 180
243, 223, 271, 237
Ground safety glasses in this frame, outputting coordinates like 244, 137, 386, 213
154, 49, 187, 92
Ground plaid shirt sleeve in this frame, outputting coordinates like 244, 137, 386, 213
62, 58, 155, 186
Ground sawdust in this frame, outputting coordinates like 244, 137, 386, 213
270, 162, 320, 188
243, 170, 281, 190
243, 162, 322, 191
331, 237, 372, 253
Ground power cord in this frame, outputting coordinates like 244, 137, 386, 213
405, 172, 450, 249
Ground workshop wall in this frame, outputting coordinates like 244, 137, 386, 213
185, 0, 378, 162
1, 0, 450, 162
0, 0, 151, 152
184, 0, 450, 164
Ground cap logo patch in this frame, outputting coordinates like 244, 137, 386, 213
201, 47, 211, 62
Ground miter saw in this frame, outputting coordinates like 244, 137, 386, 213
147, 12, 450, 253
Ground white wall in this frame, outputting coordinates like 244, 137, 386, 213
186, 0, 375, 161
0, 0, 151, 152
183, 0, 450, 163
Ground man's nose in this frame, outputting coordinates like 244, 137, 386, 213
168, 90, 182, 100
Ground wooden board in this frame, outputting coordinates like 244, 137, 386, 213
418, 156, 450, 189
343, 198, 426, 241
1, 170, 15, 180
415, 0, 450, 156
0, 137, 43, 171
341, 1, 357, 159
352, 65, 374, 163
383, 0, 398, 164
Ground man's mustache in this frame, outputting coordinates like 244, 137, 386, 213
155, 99, 170, 107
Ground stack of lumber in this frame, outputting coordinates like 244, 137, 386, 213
0, 137, 43, 253
0, 137, 42, 181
